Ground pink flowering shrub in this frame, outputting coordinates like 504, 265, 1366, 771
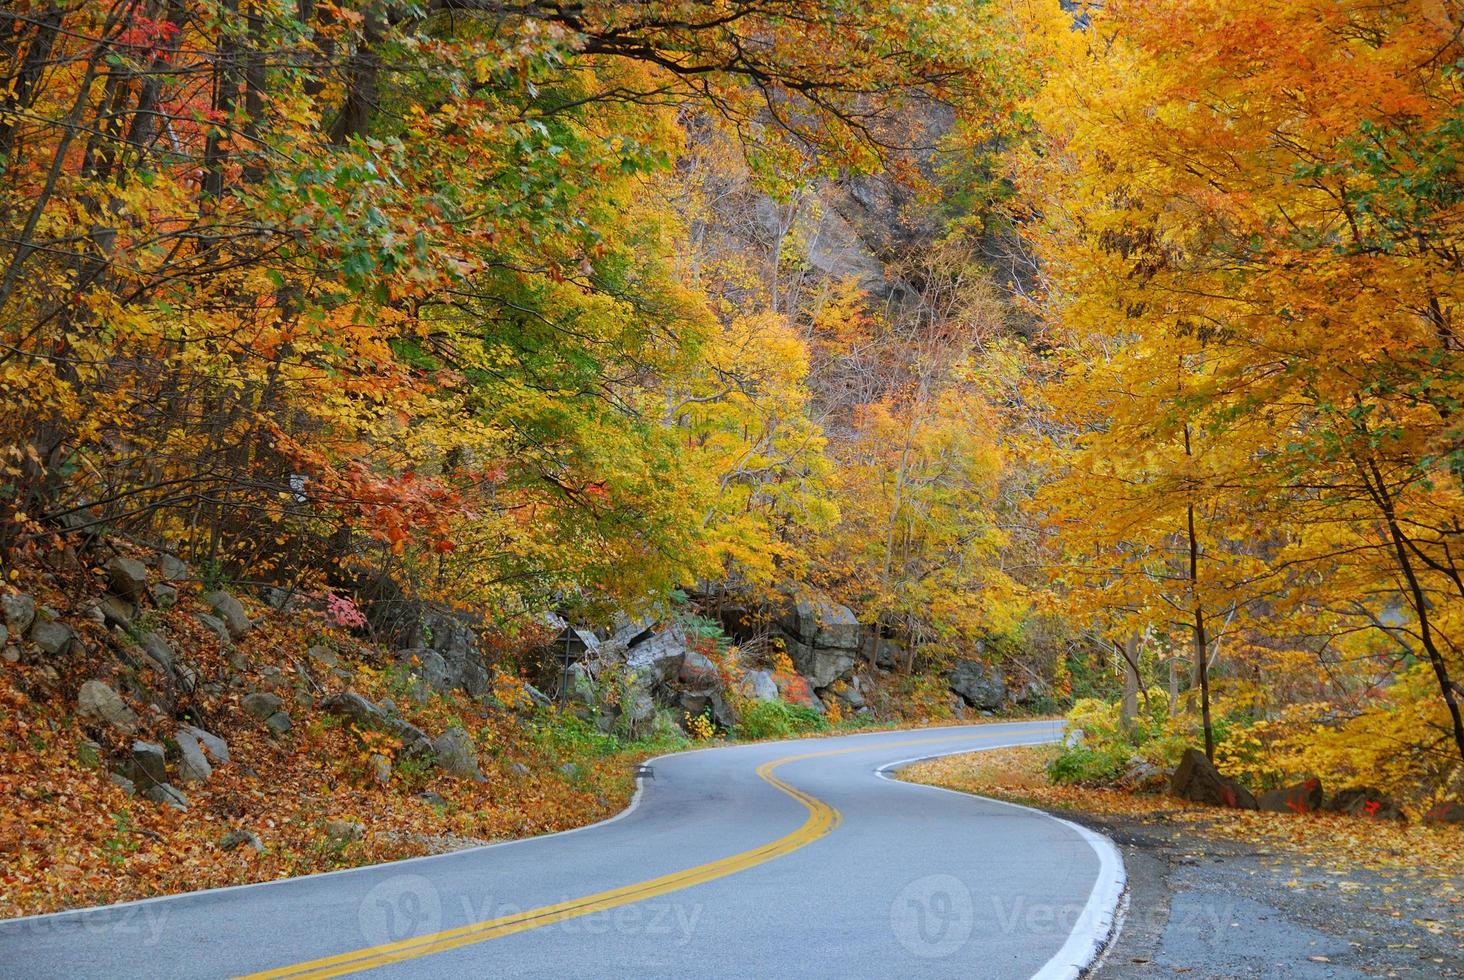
323, 592, 367, 630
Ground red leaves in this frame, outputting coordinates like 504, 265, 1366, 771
270, 429, 470, 554
115, 16, 180, 56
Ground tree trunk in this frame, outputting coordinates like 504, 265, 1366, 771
1120, 633, 1140, 729
1184, 423, 1215, 760
1360, 456, 1464, 765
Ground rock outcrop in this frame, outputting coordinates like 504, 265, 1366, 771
397, 607, 490, 698
947, 659, 1007, 711
624, 625, 689, 684
776, 595, 859, 690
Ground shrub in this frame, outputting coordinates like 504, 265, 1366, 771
1047, 744, 1129, 786
1048, 688, 1179, 786
736, 699, 826, 740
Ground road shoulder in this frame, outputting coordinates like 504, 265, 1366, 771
901, 746, 1464, 980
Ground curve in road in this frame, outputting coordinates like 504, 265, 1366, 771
0, 721, 1124, 979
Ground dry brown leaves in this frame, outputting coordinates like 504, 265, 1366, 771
0, 572, 646, 919
901, 746, 1464, 885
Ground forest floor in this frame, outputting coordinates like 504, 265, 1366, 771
902, 747, 1464, 979
0, 563, 683, 919
0, 550, 993, 920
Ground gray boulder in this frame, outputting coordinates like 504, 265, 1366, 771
174, 662, 199, 694
833, 676, 867, 709
139, 632, 174, 673
307, 645, 339, 668
180, 724, 229, 764
324, 819, 364, 843
2, 593, 36, 635
151, 583, 178, 610
143, 782, 188, 811
322, 691, 434, 756
220, 829, 264, 852
405, 609, 490, 697
156, 553, 190, 582
791, 645, 856, 691
124, 740, 167, 789
105, 556, 149, 605
77, 680, 138, 735
241, 692, 283, 720
678, 650, 722, 691
97, 595, 134, 627
948, 659, 1007, 711
680, 690, 733, 731
625, 625, 689, 684
195, 613, 233, 646
778, 596, 860, 689
433, 725, 485, 781
205, 591, 251, 639
616, 686, 657, 733
109, 772, 136, 795
395, 647, 453, 700
175, 729, 213, 783
738, 670, 780, 703
30, 620, 76, 657
242, 692, 291, 735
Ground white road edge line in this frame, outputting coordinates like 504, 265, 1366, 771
874, 741, 1127, 980
2, 721, 1051, 927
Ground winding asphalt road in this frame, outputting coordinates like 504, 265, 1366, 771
0, 721, 1124, 979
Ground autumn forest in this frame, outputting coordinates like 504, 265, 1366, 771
1, 0, 1462, 914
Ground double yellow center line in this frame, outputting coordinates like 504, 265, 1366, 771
241, 733, 991, 979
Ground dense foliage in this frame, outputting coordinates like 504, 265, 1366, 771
4, 0, 1462, 823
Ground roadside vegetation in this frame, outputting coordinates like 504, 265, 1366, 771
2, 0, 1462, 918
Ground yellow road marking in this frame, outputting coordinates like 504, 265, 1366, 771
240, 732, 998, 979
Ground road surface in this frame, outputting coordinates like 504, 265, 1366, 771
0, 721, 1124, 979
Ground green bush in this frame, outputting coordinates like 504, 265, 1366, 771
1048, 690, 1181, 786
1046, 744, 1129, 786
736, 699, 827, 740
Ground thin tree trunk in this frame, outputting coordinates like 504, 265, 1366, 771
1361, 456, 1464, 765
1184, 423, 1215, 760
1120, 633, 1140, 729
